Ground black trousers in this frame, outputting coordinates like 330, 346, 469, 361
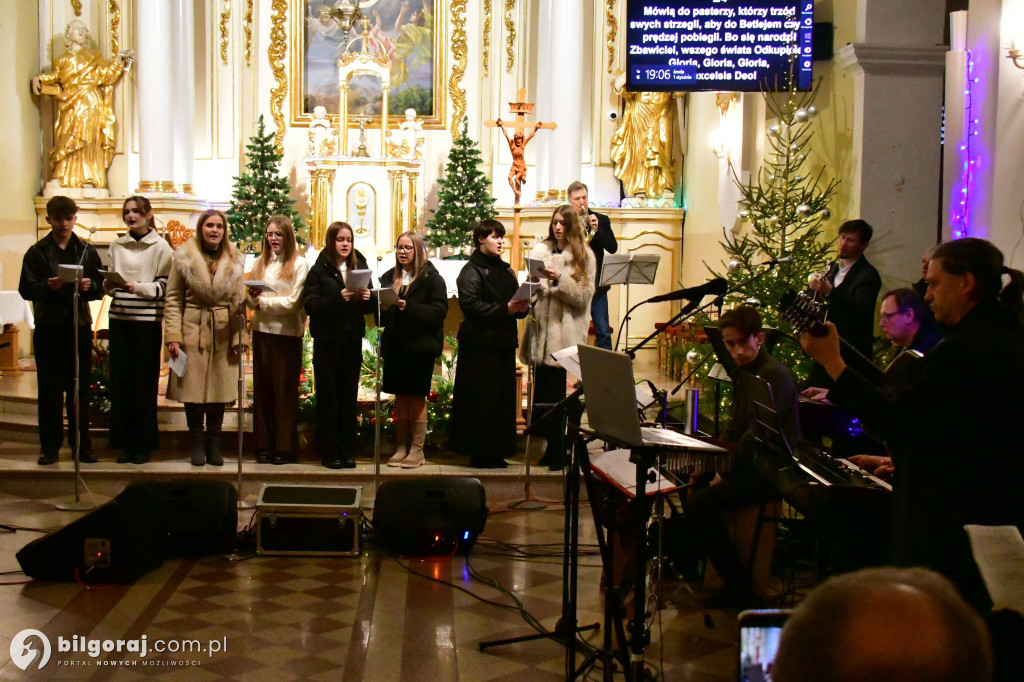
686, 460, 776, 589
34, 323, 93, 457
312, 336, 362, 461
108, 319, 162, 454
252, 331, 302, 455
532, 364, 568, 457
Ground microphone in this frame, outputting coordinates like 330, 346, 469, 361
646, 277, 728, 303
756, 256, 793, 267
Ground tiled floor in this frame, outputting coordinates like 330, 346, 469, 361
0, 491, 739, 680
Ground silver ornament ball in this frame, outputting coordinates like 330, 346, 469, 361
768, 123, 781, 136
686, 349, 701, 365
794, 108, 808, 122
796, 203, 811, 216
807, 105, 819, 118
818, 208, 832, 219
738, 209, 750, 220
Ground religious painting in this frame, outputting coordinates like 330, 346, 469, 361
292, 0, 445, 127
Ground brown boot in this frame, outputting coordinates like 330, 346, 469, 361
400, 420, 428, 468
387, 417, 410, 467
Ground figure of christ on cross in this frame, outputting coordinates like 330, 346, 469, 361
485, 89, 557, 205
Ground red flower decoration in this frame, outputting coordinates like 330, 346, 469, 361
427, 391, 440, 403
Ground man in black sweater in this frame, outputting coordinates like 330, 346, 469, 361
19, 196, 104, 465
568, 181, 617, 349
687, 305, 800, 608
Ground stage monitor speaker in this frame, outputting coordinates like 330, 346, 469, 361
126, 480, 238, 556
373, 477, 488, 556
16, 483, 166, 583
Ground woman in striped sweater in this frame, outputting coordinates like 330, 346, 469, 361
103, 196, 174, 463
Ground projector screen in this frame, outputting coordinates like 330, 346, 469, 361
625, 0, 814, 92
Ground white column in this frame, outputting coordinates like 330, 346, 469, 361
170, 0, 195, 193
533, 0, 554, 197
547, 1, 584, 196
135, 0, 175, 192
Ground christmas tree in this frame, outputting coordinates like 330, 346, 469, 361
425, 117, 496, 253
228, 115, 307, 248
706, 79, 839, 381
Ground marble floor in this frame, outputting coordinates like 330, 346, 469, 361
0, 490, 740, 681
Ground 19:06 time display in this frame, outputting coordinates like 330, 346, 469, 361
641, 68, 674, 80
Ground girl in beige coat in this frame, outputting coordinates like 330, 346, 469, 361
520, 205, 595, 468
164, 210, 247, 466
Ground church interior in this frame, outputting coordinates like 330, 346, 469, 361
2, 0, 1023, 679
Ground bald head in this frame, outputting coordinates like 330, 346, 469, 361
773, 568, 992, 682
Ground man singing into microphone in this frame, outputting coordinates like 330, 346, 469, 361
568, 181, 617, 349
806, 219, 881, 387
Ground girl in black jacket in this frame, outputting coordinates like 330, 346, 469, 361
302, 221, 373, 468
379, 231, 448, 468
450, 220, 530, 468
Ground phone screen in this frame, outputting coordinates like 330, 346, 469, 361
738, 609, 789, 681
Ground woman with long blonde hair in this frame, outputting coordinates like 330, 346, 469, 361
245, 215, 309, 465
520, 205, 596, 468
378, 231, 448, 468
164, 209, 248, 466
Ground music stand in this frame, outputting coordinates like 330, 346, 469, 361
601, 253, 660, 351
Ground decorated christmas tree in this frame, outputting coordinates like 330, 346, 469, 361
425, 117, 496, 253
705, 78, 839, 380
228, 115, 307, 248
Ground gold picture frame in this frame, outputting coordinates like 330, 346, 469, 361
289, 0, 448, 129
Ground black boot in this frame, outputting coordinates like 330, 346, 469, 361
205, 404, 225, 466
185, 404, 206, 466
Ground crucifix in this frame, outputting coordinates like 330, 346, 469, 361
485, 88, 557, 265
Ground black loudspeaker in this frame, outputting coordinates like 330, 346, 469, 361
16, 479, 237, 583
16, 483, 166, 583
130, 480, 238, 556
373, 477, 488, 556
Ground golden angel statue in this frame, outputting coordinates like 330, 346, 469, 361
609, 72, 675, 198
31, 20, 134, 189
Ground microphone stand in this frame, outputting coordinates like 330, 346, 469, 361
57, 229, 98, 512
508, 298, 546, 511
236, 307, 255, 510
372, 259, 383, 508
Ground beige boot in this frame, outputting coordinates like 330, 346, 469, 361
387, 417, 410, 466
400, 420, 428, 468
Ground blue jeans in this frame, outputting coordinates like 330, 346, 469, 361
591, 289, 612, 350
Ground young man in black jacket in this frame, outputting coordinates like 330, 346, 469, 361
19, 196, 103, 465
569, 181, 617, 349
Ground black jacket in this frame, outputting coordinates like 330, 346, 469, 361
302, 249, 373, 342
588, 210, 618, 294
825, 255, 881, 357
19, 232, 103, 327
830, 298, 1024, 601
378, 261, 448, 358
455, 249, 526, 349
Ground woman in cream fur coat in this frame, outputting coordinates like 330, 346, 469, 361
164, 209, 248, 466
520, 205, 596, 468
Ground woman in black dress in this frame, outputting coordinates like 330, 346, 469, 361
379, 231, 448, 468
450, 220, 530, 468
301, 221, 372, 469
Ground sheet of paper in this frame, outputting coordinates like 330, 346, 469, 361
345, 269, 372, 291
526, 258, 546, 279
167, 349, 188, 378
372, 287, 400, 305
589, 448, 679, 497
98, 269, 128, 287
244, 279, 278, 294
510, 281, 539, 302
58, 264, 83, 284
965, 525, 1024, 615
552, 346, 582, 380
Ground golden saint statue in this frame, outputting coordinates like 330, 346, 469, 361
31, 20, 133, 189
610, 72, 675, 198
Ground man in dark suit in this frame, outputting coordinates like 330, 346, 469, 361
568, 181, 617, 349
806, 219, 881, 387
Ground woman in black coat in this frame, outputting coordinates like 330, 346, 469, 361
450, 220, 530, 468
302, 221, 373, 469
379, 231, 449, 468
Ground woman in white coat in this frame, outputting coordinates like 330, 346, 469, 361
520, 205, 596, 468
